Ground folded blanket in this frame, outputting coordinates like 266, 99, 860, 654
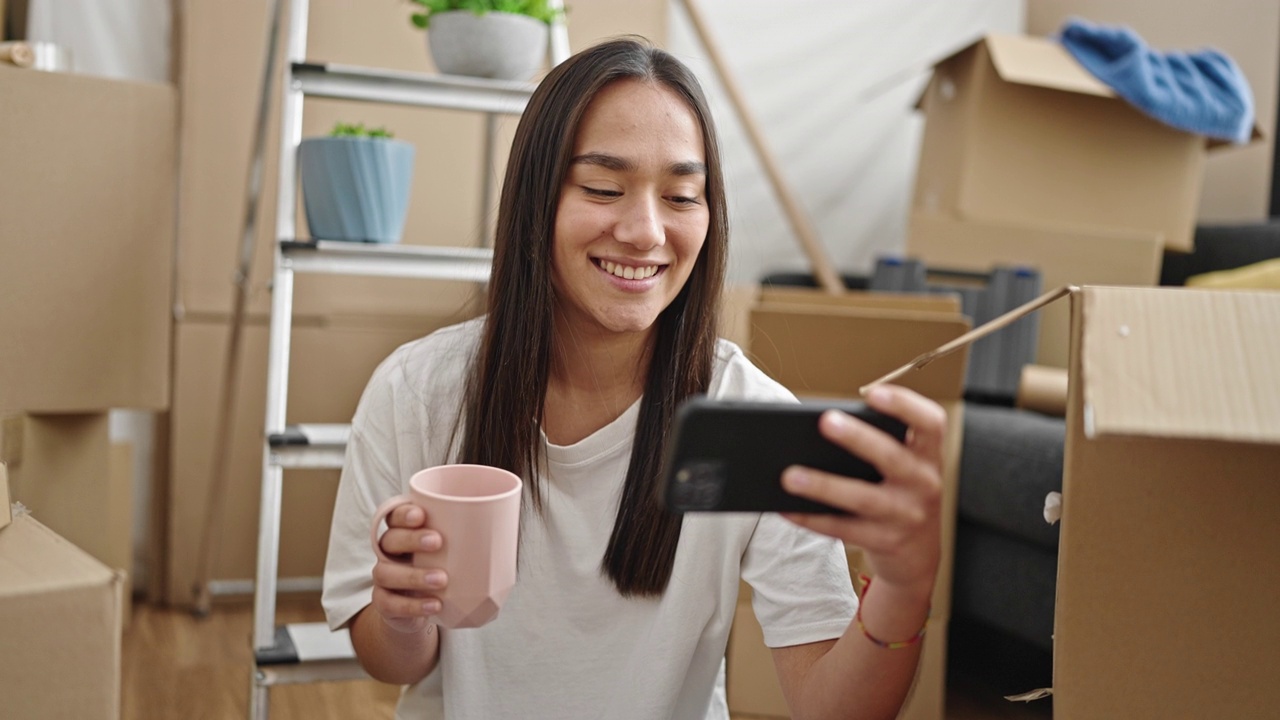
1060, 18, 1254, 144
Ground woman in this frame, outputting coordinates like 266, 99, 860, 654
323, 37, 944, 720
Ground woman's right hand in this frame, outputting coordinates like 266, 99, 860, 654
371, 504, 449, 634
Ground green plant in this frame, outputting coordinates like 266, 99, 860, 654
329, 122, 395, 139
408, 0, 561, 29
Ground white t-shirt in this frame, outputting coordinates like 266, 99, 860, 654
322, 318, 857, 720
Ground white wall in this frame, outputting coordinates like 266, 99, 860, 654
667, 0, 1025, 285
26, 0, 172, 81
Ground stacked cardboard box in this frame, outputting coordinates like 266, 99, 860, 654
725, 288, 971, 720
885, 285, 1280, 718
0, 67, 175, 414
0, 465, 127, 720
906, 33, 1260, 368
0, 64, 176, 629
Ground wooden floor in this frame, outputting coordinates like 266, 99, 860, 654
122, 596, 398, 720
122, 596, 1050, 719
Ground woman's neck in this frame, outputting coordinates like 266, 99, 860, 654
543, 321, 654, 446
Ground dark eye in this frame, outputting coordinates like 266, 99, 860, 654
668, 195, 701, 206
582, 186, 622, 198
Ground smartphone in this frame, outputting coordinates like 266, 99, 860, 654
661, 398, 908, 514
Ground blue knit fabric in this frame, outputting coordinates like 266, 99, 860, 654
1059, 18, 1254, 144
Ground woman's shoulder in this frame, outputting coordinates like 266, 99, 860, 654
368, 316, 485, 402
710, 338, 796, 403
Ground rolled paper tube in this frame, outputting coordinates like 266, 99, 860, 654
0, 42, 35, 69
1017, 364, 1069, 417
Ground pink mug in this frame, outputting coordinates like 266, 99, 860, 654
371, 464, 522, 629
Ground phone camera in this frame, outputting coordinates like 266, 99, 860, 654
670, 461, 725, 511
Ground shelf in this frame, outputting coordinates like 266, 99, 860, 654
268, 423, 350, 469
292, 61, 535, 115
280, 240, 493, 282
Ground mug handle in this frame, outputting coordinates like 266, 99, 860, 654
370, 494, 416, 564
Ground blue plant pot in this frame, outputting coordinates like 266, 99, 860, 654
298, 136, 415, 243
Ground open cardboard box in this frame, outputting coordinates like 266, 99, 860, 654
0, 463, 125, 720
913, 33, 1263, 253
866, 285, 1280, 718
726, 290, 972, 720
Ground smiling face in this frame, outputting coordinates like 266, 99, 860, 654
551, 78, 710, 340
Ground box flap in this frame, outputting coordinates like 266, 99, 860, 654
0, 513, 116, 598
985, 33, 1114, 98
862, 286, 1074, 393
1080, 286, 1280, 443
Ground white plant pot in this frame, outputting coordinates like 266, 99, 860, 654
427, 10, 548, 81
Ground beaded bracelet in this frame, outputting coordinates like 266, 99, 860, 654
855, 574, 930, 650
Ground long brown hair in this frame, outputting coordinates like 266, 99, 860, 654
459, 37, 728, 597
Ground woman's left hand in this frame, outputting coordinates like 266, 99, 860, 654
780, 384, 945, 596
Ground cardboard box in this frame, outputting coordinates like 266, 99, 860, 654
727, 293, 971, 719
0, 509, 125, 720
165, 313, 464, 604
718, 285, 962, 351
912, 33, 1259, 253
875, 285, 1280, 718
177, 0, 668, 319
0, 67, 175, 413
0, 413, 134, 581
907, 210, 1163, 367
1027, 1, 1280, 224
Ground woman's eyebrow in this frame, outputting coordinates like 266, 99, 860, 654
570, 153, 707, 177
572, 152, 635, 172
668, 160, 707, 177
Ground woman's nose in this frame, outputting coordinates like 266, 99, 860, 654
613, 196, 664, 250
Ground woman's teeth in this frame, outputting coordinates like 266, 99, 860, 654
600, 260, 659, 280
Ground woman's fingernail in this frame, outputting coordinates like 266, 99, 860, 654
424, 570, 447, 588
421, 533, 440, 551
869, 387, 891, 405
823, 409, 853, 429
783, 468, 811, 490
423, 600, 442, 615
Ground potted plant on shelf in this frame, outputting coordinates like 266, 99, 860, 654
408, 0, 561, 81
297, 123, 415, 244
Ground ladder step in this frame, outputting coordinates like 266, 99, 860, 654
254, 624, 368, 686
281, 239, 493, 282
256, 623, 357, 665
292, 61, 535, 114
269, 423, 350, 469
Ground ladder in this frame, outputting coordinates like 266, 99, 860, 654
243, 1, 569, 717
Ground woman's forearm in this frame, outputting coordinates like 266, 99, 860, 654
793, 581, 933, 720
349, 606, 441, 685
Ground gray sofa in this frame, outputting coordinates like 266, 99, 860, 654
952, 404, 1063, 652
